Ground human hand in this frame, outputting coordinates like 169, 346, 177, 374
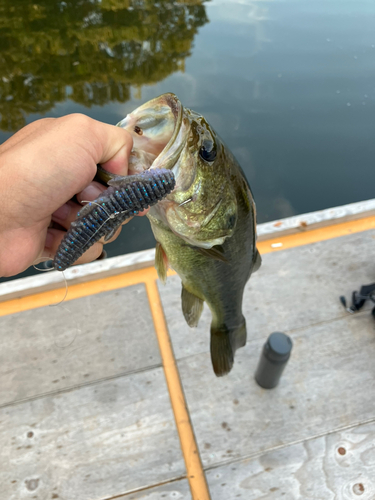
0, 114, 138, 278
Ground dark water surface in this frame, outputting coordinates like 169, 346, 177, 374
1, 0, 375, 281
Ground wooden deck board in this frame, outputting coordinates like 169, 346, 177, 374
115, 479, 191, 499
2, 223, 375, 499
174, 312, 375, 471
159, 229, 375, 360
205, 421, 375, 499
0, 368, 185, 500
0, 284, 161, 406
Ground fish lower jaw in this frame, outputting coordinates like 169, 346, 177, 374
148, 154, 179, 172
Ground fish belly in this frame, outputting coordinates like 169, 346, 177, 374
149, 213, 255, 376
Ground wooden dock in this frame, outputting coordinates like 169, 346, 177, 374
1, 207, 375, 499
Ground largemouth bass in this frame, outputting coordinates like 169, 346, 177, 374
116, 93, 261, 376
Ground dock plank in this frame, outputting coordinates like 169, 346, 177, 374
0, 284, 161, 405
175, 312, 375, 468
205, 422, 375, 499
159, 229, 375, 360
0, 368, 185, 500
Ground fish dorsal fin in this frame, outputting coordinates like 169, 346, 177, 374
155, 242, 169, 284
181, 286, 204, 328
191, 245, 228, 263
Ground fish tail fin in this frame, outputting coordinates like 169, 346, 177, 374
210, 317, 247, 377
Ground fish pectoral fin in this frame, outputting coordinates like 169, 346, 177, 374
181, 286, 204, 328
210, 319, 247, 377
252, 249, 262, 273
191, 245, 228, 263
155, 242, 169, 284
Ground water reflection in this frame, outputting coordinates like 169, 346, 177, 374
2, 0, 375, 284
210, 0, 270, 56
0, 0, 209, 131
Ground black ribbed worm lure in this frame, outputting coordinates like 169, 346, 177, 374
53, 169, 175, 271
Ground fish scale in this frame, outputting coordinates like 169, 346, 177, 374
53, 169, 175, 271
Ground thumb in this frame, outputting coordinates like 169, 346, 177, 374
97, 123, 133, 177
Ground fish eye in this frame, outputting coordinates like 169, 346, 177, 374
199, 140, 217, 162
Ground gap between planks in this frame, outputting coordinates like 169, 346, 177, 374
96, 475, 186, 500
202, 414, 375, 473
2, 215, 375, 499
1, 269, 212, 499
0, 363, 163, 410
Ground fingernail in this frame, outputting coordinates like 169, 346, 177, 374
52, 203, 70, 221
80, 185, 103, 200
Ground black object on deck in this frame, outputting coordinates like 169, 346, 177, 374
255, 332, 293, 389
340, 283, 375, 319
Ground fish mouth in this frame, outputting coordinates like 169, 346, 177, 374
117, 93, 187, 175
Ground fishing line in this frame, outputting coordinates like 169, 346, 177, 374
61, 345, 86, 382
79, 199, 128, 249
34, 200, 124, 313
80, 199, 113, 219
33, 259, 55, 272
32, 258, 82, 352
52, 310, 80, 349
33, 257, 68, 305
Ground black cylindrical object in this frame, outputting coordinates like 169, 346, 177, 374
255, 332, 293, 389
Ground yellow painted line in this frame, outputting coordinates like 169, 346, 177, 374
0, 267, 174, 317
258, 215, 375, 254
1, 267, 211, 497
1, 214, 375, 499
146, 280, 211, 500
1, 215, 375, 317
